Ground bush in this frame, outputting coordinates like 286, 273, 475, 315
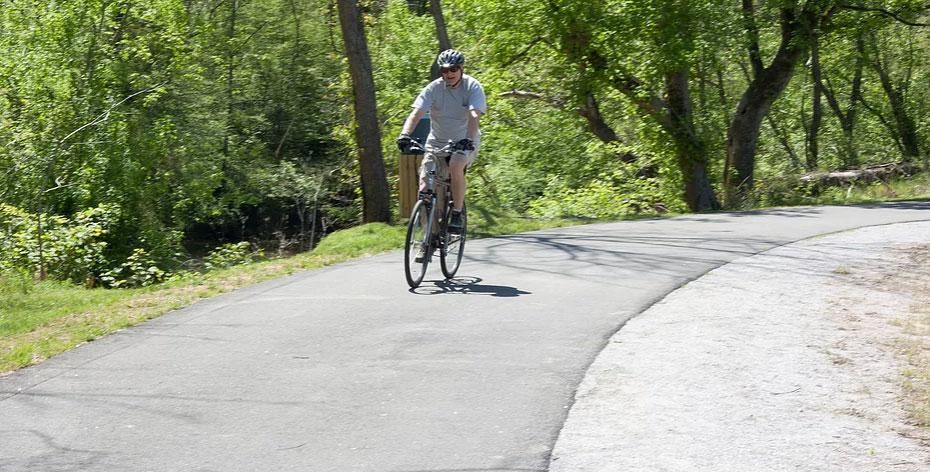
0, 204, 180, 288
99, 248, 168, 288
203, 242, 263, 271
527, 171, 677, 219
0, 203, 118, 283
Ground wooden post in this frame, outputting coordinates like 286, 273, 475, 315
399, 117, 429, 219
398, 153, 423, 219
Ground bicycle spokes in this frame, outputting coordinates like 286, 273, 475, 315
440, 205, 466, 279
404, 200, 431, 288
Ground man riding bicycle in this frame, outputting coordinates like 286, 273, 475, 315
397, 49, 487, 237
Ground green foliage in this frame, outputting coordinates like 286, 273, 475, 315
0, 203, 118, 283
471, 98, 613, 212
99, 248, 168, 288
203, 242, 263, 271
0, 0, 351, 282
752, 171, 930, 208
528, 169, 681, 219
370, 0, 437, 117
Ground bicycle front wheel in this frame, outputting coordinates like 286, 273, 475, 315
440, 204, 466, 279
404, 200, 431, 288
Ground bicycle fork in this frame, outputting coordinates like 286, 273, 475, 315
419, 166, 441, 262
419, 194, 438, 262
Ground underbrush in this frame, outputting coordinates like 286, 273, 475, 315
752, 171, 930, 208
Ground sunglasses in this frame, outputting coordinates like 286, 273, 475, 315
440, 65, 461, 74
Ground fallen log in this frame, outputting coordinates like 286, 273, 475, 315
799, 161, 920, 188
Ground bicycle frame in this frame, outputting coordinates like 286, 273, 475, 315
418, 156, 455, 260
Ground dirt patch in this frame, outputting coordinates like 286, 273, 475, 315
822, 242, 930, 446
868, 244, 930, 433
550, 222, 930, 471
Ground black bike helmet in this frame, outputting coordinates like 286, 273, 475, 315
436, 49, 465, 68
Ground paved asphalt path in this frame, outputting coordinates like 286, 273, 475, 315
2, 202, 930, 472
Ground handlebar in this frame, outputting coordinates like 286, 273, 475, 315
405, 140, 426, 155
405, 139, 471, 156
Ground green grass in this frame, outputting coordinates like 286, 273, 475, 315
895, 298, 930, 427
0, 209, 586, 374
311, 222, 407, 257
0, 278, 127, 337
755, 171, 930, 208
819, 171, 930, 205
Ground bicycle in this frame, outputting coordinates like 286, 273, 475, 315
403, 139, 469, 288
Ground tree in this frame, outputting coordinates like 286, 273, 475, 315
724, 1, 930, 204
605, 0, 724, 211
457, 0, 718, 210
336, 0, 392, 223
0, 0, 354, 282
861, 29, 924, 165
821, 31, 865, 167
724, 1, 831, 206
428, 0, 454, 80
806, 28, 824, 170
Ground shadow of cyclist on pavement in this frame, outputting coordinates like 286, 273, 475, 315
410, 276, 531, 297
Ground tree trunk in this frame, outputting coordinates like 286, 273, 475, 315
846, 35, 864, 165
429, 0, 453, 79
336, 0, 391, 223
665, 70, 721, 211
431, 0, 451, 51
737, 60, 800, 169
767, 114, 800, 170
578, 94, 619, 147
429, 0, 452, 52
742, 0, 764, 78
822, 33, 863, 167
224, 0, 238, 158
724, 6, 815, 207
865, 33, 922, 164
610, 69, 721, 210
807, 30, 823, 170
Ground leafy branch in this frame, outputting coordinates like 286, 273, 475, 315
58, 83, 166, 147
837, 3, 930, 26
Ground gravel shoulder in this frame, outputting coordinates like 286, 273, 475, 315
550, 221, 930, 471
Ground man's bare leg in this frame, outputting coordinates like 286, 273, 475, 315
450, 159, 467, 212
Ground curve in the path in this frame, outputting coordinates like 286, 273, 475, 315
1, 202, 929, 472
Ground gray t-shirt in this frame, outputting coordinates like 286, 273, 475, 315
411, 74, 487, 149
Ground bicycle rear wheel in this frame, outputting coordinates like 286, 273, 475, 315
404, 200, 431, 288
440, 204, 466, 279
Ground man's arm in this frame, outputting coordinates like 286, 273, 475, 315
401, 109, 426, 136
466, 109, 481, 141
